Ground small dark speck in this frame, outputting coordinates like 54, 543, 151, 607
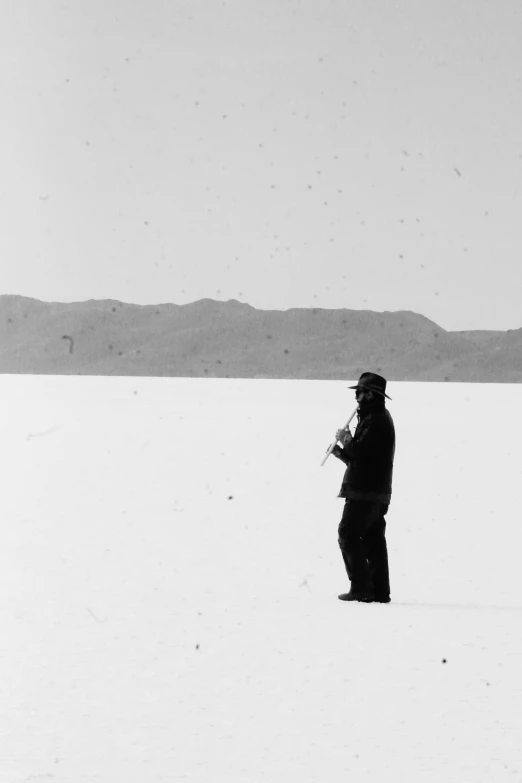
87, 607, 105, 623
117, 351, 123, 356
195, 644, 200, 650
453, 167, 461, 177
228, 495, 233, 500
112, 307, 117, 312
62, 335, 74, 354
284, 348, 290, 354
144, 221, 149, 225
442, 658, 447, 663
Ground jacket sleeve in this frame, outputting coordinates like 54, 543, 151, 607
335, 418, 390, 463
331, 443, 350, 465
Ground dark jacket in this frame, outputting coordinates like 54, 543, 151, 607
333, 399, 395, 504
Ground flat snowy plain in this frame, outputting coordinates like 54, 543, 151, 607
0, 375, 521, 783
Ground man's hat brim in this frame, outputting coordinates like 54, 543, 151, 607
349, 383, 391, 400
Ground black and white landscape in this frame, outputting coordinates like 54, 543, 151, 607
3, 0, 522, 779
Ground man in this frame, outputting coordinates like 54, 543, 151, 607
331, 372, 395, 603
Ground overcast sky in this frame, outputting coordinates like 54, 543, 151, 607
2, 0, 522, 330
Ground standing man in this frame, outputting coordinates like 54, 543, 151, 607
331, 372, 395, 603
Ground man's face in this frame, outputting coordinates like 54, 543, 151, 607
355, 387, 374, 404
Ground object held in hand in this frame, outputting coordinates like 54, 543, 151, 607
321, 406, 358, 466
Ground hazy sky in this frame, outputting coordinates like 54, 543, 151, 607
2, 0, 522, 330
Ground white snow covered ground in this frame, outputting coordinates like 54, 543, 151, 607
0, 375, 521, 783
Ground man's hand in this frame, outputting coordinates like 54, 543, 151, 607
336, 428, 352, 446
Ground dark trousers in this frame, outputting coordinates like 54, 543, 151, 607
338, 499, 390, 598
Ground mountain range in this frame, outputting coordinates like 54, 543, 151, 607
0, 295, 520, 382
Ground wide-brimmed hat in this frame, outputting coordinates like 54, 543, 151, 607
349, 372, 391, 400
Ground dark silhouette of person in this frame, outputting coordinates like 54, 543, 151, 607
332, 372, 395, 603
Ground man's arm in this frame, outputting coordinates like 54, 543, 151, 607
331, 443, 350, 464
334, 417, 390, 463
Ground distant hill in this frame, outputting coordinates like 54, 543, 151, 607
0, 295, 520, 382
